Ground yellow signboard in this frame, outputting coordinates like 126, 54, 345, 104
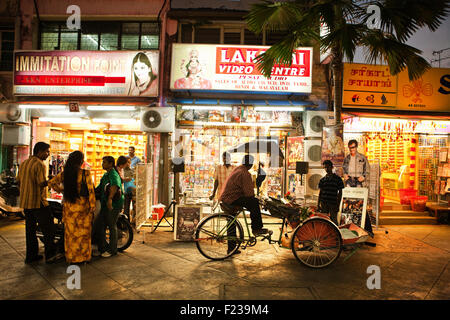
397, 68, 450, 112
343, 63, 450, 112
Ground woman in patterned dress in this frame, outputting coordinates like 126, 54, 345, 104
48, 151, 96, 264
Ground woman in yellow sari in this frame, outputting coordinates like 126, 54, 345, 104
48, 151, 96, 264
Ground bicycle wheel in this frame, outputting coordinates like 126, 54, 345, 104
291, 218, 342, 268
195, 213, 244, 260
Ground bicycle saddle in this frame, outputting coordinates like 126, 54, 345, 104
220, 202, 243, 214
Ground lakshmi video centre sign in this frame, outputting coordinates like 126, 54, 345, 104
170, 44, 312, 93
13, 50, 159, 97
343, 63, 450, 112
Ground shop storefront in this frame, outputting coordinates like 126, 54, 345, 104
168, 44, 322, 208
12, 50, 161, 203
343, 63, 450, 206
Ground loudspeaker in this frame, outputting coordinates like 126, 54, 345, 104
172, 158, 185, 173
296, 161, 309, 175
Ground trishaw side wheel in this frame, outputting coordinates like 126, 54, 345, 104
291, 218, 342, 268
195, 213, 244, 261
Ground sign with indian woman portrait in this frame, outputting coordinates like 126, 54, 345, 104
170, 44, 313, 93
13, 50, 159, 97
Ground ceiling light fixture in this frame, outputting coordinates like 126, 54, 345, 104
254, 106, 305, 112
181, 106, 232, 111
87, 106, 136, 111
19, 105, 66, 110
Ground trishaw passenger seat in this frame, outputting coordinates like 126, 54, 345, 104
220, 202, 243, 215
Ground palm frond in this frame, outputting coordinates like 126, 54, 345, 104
245, 0, 305, 34
254, 30, 311, 78
359, 0, 450, 42
321, 23, 366, 62
361, 29, 431, 80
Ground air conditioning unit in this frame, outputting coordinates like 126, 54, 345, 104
304, 111, 335, 137
304, 139, 322, 167
0, 103, 29, 124
2, 124, 31, 146
140, 107, 175, 133
305, 168, 325, 196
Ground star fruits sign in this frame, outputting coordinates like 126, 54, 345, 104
170, 44, 313, 93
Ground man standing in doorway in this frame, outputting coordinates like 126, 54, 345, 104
128, 146, 142, 169
209, 152, 235, 202
343, 140, 369, 187
17, 142, 64, 264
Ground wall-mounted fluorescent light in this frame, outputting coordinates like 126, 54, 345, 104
254, 106, 305, 112
39, 117, 90, 124
182, 106, 232, 111
46, 111, 87, 116
87, 106, 136, 111
190, 121, 288, 128
19, 105, 66, 110
92, 118, 139, 125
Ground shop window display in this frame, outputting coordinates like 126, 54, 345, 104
175, 126, 287, 205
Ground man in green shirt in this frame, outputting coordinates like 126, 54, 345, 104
94, 156, 124, 257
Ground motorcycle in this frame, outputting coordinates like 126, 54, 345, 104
37, 199, 134, 253
0, 174, 25, 219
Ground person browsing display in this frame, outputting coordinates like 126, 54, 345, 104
93, 156, 124, 258
128, 146, 141, 169
210, 152, 235, 202
48, 151, 96, 264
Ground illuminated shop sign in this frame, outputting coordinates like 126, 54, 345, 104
13, 50, 159, 97
343, 63, 450, 112
170, 44, 312, 93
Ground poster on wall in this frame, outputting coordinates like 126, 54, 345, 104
338, 187, 368, 228
170, 44, 313, 93
174, 205, 202, 241
287, 136, 304, 170
135, 163, 153, 230
322, 124, 345, 176
13, 50, 159, 97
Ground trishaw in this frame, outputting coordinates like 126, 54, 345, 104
194, 196, 372, 268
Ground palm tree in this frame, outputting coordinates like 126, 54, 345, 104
246, 0, 449, 123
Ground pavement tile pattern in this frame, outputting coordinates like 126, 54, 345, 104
0, 216, 449, 300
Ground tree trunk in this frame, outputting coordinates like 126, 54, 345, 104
331, 50, 343, 124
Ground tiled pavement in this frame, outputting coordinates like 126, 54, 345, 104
0, 216, 449, 300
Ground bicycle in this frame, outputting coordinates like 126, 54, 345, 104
194, 197, 347, 268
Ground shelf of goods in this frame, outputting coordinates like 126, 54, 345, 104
365, 133, 417, 202
83, 132, 146, 185
48, 130, 146, 186
418, 136, 447, 202
177, 128, 286, 202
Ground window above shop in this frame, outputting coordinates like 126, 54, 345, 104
178, 23, 283, 45
0, 25, 14, 71
39, 21, 160, 51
